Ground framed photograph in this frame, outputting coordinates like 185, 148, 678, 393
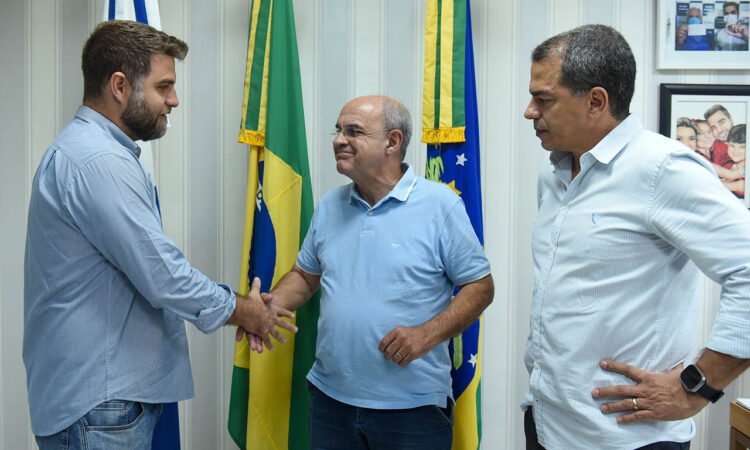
657, 0, 750, 69
660, 83, 750, 206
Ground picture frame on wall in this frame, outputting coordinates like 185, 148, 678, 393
656, 0, 750, 69
659, 83, 750, 206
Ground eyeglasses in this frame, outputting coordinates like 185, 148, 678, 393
330, 126, 391, 140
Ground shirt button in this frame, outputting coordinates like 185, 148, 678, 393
534, 321, 540, 331
534, 362, 541, 370
368, 211, 373, 216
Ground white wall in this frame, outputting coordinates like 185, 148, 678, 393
1, 1, 749, 449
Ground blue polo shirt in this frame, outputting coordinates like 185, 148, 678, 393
298, 165, 490, 409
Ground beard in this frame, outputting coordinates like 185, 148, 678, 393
121, 86, 167, 141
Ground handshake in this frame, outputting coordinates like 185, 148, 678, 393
226, 277, 297, 353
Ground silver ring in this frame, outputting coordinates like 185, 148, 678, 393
632, 397, 639, 411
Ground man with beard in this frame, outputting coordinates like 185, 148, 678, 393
704, 104, 744, 190
23, 20, 296, 449
705, 104, 734, 167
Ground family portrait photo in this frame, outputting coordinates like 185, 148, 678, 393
661, 84, 750, 204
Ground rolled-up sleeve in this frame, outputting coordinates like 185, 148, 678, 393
650, 152, 750, 358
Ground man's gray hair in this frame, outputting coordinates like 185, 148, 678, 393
531, 24, 635, 120
383, 98, 412, 161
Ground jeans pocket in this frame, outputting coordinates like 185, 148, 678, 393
431, 402, 453, 426
83, 400, 145, 431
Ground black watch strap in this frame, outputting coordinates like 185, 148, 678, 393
696, 381, 724, 403
681, 364, 725, 403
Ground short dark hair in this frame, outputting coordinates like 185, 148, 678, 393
727, 124, 746, 144
382, 98, 412, 161
82, 20, 188, 101
704, 104, 731, 121
531, 24, 635, 120
724, 2, 739, 14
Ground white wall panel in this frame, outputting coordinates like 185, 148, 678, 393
185, 0, 222, 445
480, 0, 524, 445
552, 0, 583, 34
2, 1, 749, 449
619, 0, 649, 123
354, 0, 383, 97
585, 0, 615, 25
317, 0, 352, 198
29, 0, 60, 175
0, 0, 32, 448
384, 0, 423, 168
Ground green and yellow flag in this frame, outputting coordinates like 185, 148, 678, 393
227, 0, 318, 448
422, 0, 467, 144
423, 1, 485, 449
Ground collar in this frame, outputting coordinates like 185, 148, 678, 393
348, 163, 418, 207
75, 105, 140, 158
549, 114, 643, 167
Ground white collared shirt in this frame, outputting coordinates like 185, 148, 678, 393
523, 114, 750, 449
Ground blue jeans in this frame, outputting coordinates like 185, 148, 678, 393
36, 400, 162, 450
308, 381, 453, 450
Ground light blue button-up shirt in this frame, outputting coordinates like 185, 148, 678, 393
523, 114, 750, 449
24, 106, 236, 436
298, 165, 491, 409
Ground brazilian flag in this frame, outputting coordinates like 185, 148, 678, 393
423, 1, 485, 449
227, 0, 318, 448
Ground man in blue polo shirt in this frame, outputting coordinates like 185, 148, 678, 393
262, 95, 494, 449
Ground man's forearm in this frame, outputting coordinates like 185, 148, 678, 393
270, 265, 321, 311
696, 348, 750, 391
378, 274, 494, 366
420, 274, 494, 346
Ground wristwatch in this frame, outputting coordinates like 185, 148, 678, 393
680, 364, 724, 403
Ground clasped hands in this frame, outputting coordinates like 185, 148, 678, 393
591, 360, 708, 424
232, 277, 297, 353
